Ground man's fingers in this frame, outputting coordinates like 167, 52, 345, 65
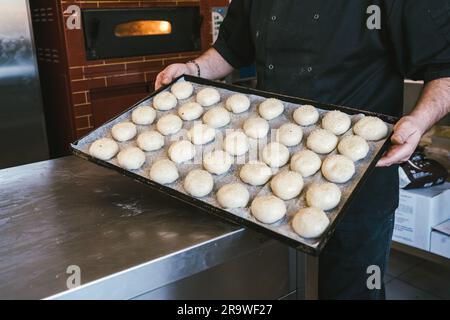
391, 132, 405, 144
391, 119, 419, 145
379, 115, 424, 167
155, 64, 189, 90
376, 143, 414, 167
155, 68, 173, 90
155, 71, 164, 90
166, 66, 186, 83
162, 74, 172, 84
160, 68, 178, 85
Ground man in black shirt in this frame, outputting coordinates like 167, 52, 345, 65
156, 0, 450, 299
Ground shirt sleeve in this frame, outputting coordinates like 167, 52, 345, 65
388, 0, 450, 82
212, 0, 255, 68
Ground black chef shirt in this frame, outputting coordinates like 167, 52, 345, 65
213, 0, 450, 213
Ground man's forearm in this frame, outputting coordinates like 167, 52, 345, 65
409, 77, 450, 134
186, 48, 234, 80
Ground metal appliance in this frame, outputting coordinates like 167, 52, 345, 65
0, 0, 49, 169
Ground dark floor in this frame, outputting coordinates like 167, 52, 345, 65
385, 250, 450, 300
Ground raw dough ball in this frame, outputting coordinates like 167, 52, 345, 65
225, 93, 251, 113
203, 150, 233, 175
258, 98, 284, 120
149, 159, 179, 184
270, 170, 304, 200
240, 161, 273, 186
196, 87, 220, 107
321, 154, 355, 183
202, 106, 230, 128
156, 114, 183, 136
111, 122, 137, 142
338, 135, 370, 162
131, 106, 156, 125
322, 110, 351, 135
353, 116, 388, 141
170, 81, 193, 100
293, 105, 319, 126
117, 147, 146, 170
262, 142, 290, 168
153, 91, 177, 111
223, 131, 249, 156
89, 138, 119, 160
306, 182, 341, 211
187, 123, 216, 145
216, 183, 250, 209
290, 149, 322, 178
306, 129, 338, 154
243, 117, 269, 139
168, 140, 196, 163
276, 123, 303, 147
136, 131, 164, 151
184, 169, 214, 197
178, 102, 203, 121
251, 195, 286, 224
292, 207, 330, 238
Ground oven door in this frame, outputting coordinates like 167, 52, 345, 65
82, 7, 202, 60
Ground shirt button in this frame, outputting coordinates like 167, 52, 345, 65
256, 30, 260, 38
271, 15, 277, 21
313, 13, 320, 20
268, 64, 274, 70
307, 66, 313, 72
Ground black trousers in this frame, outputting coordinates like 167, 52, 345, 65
318, 207, 395, 299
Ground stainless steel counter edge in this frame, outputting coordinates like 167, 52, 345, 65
45, 228, 271, 300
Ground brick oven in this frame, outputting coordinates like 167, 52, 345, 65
30, 0, 228, 158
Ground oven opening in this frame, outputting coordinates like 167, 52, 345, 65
114, 20, 172, 37
82, 7, 202, 60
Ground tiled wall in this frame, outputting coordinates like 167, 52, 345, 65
58, 0, 227, 138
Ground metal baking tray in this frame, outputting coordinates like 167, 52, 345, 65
71, 75, 397, 256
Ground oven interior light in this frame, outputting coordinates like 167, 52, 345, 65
115, 20, 172, 37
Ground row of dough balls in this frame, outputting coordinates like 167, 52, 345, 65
147, 155, 332, 238
149, 156, 338, 239
114, 79, 388, 143
89, 105, 388, 186
148, 148, 344, 238
111, 101, 387, 144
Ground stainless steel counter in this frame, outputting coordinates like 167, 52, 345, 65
0, 156, 306, 300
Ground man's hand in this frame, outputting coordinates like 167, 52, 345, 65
154, 48, 235, 90
154, 63, 195, 90
377, 115, 425, 167
378, 78, 450, 167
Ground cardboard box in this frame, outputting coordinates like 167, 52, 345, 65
430, 220, 450, 259
393, 182, 450, 251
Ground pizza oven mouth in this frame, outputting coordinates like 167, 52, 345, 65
82, 7, 202, 60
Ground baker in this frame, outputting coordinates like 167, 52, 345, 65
155, 0, 450, 299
